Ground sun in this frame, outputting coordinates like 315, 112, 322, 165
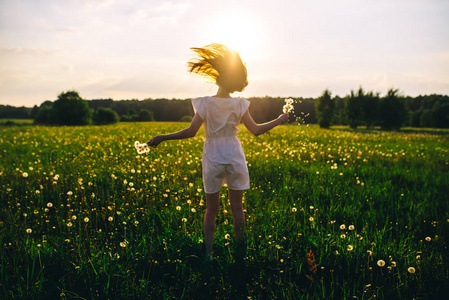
204, 10, 263, 61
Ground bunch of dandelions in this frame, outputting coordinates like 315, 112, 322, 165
134, 141, 150, 154
283, 98, 294, 114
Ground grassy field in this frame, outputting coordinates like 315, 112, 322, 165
1, 123, 448, 299
0, 119, 34, 125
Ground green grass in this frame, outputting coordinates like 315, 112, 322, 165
1, 123, 448, 299
0, 119, 34, 125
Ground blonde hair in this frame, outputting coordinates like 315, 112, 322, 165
187, 43, 248, 93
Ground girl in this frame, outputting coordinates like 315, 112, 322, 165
148, 44, 289, 261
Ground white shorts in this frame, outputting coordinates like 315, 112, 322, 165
202, 158, 250, 194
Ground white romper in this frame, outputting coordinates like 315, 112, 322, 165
192, 96, 251, 194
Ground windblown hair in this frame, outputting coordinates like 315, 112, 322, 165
187, 43, 248, 93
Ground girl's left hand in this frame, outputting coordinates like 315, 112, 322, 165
148, 135, 165, 147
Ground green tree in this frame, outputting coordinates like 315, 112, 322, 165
420, 109, 433, 127
50, 90, 92, 125
345, 89, 363, 129
315, 89, 335, 129
379, 89, 407, 130
34, 106, 52, 124
92, 107, 119, 125
362, 91, 380, 130
432, 101, 449, 128
138, 109, 154, 121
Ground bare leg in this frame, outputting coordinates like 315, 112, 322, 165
228, 189, 245, 262
228, 189, 245, 241
204, 191, 220, 257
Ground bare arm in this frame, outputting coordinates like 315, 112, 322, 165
147, 113, 203, 147
242, 110, 289, 137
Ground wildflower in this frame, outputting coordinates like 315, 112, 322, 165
309, 217, 314, 222
47, 202, 53, 208
276, 245, 281, 250
425, 236, 431, 242
377, 260, 386, 267
134, 221, 139, 225
348, 225, 355, 231
367, 250, 373, 256
310, 206, 314, 210
23, 172, 28, 178
347, 245, 353, 251
225, 234, 231, 239
182, 218, 187, 222
191, 208, 196, 213
108, 217, 113, 222
120, 242, 127, 248
67, 191, 73, 196
391, 261, 396, 267
341, 234, 346, 239
84, 217, 89, 223
26, 228, 32, 233
416, 255, 421, 260
340, 224, 346, 230
176, 206, 181, 211
408, 267, 416, 274
292, 207, 297, 212
36, 190, 40, 194
129, 182, 134, 187
67, 222, 73, 227
283, 98, 294, 113
72, 215, 76, 220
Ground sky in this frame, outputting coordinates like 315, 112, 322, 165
1, 0, 448, 107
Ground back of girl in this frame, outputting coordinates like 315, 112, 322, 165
148, 43, 289, 264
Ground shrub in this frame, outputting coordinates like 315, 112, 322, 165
93, 107, 119, 125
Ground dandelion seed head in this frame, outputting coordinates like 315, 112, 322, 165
291, 207, 297, 212
84, 217, 89, 223
377, 260, 386, 267
340, 224, 346, 230
408, 267, 416, 274
47, 202, 53, 208
348, 225, 355, 231
26, 228, 32, 233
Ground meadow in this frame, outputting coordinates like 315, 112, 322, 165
0, 122, 448, 299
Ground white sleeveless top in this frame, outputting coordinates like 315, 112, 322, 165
192, 96, 250, 193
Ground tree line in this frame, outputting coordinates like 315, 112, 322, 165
1, 89, 448, 129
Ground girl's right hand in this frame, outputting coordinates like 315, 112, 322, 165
147, 135, 165, 148
278, 113, 289, 124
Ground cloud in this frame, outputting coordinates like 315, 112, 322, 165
0, 47, 61, 57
